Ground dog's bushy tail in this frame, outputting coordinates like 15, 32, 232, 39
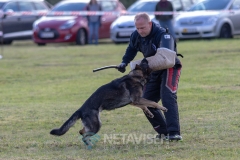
50, 110, 81, 136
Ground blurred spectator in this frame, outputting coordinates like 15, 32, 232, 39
86, 0, 102, 45
155, 0, 176, 40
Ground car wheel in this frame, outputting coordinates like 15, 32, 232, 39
76, 29, 87, 45
219, 24, 232, 38
37, 43, 46, 46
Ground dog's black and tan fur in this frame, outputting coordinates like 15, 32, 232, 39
50, 60, 167, 147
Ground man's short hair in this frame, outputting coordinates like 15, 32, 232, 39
134, 12, 151, 23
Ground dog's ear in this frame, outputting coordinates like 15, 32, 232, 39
135, 64, 142, 70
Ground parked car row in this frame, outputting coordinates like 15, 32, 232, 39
110, 0, 198, 43
111, 0, 240, 43
0, 0, 126, 45
0, 0, 240, 45
33, 0, 126, 45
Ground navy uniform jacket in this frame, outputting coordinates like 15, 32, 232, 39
121, 22, 178, 66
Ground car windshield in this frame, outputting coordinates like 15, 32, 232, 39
127, 0, 192, 12
127, 1, 157, 12
51, 2, 87, 11
0, 2, 5, 9
188, 0, 229, 11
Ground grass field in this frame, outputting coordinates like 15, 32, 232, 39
0, 38, 240, 160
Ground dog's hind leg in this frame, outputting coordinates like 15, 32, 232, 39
82, 132, 95, 149
80, 111, 101, 149
79, 127, 95, 149
79, 127, 86, 135
81, 112, 101, 134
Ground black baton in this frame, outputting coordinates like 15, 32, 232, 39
93, 65, 119, 72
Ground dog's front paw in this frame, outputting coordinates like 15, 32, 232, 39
160, 106, 168, 112
143, 108, 154, 118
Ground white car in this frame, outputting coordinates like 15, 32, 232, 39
110, 0, 197, 43
175, 0, 240, 39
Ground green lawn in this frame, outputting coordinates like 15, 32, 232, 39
0, 39, 240, 160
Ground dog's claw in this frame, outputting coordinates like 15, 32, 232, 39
163, 109, 168, 112
143, 109, 154, 118
146, 113, 154, 118
161, 107, 168, 112
149, 114, 154, 118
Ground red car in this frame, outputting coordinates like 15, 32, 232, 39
32, 0, 126, 46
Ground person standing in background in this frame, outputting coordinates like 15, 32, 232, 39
86, 0, 102, 45
155, 0, 176, 40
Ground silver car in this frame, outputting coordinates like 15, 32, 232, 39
110, 0, 197, 43
0, 0, 51, 44
175, 0, 240, 39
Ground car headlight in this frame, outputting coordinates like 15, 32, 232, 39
59, 20, 76, 30
174, 20, 180, 26
204, 16, 218, 25
110, 20, 118, 30
33, 22, 39, 30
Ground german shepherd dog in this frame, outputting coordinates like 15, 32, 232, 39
50, 59, 167, 147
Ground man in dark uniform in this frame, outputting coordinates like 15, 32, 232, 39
117, 12, 182, 141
